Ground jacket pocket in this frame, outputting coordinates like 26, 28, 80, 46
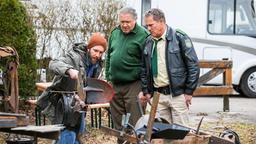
168, 49, 185, 67
168, 47, 180, 53
170, 68, 186, 87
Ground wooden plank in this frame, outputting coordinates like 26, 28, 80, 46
198, 68, 226, 85
199, 60, 232, 68
87, 103, 110, 109
225, 68, 232, 86
0, 112, 26, 117
193, 86, 234, 96
0, 116, 17, 128
101, 126, 138, 144
35, 82, 52, 92
11, 125, 65, 133
16, 115, 29, 126
145, 92, 160, 142
0, 113, 29, 127
171, 132, 210, 144
0, 128, 61, 140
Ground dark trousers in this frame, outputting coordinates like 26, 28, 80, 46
110, 80, 143, 143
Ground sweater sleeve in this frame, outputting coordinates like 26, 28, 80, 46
105, 35, 112, 81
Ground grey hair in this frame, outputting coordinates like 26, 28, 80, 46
118, 7, 137, 20
144, 8, 166, 22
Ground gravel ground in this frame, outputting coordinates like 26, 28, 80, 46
1, 96, 255, 144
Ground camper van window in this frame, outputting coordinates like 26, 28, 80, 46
208, 0, 235, 34
208, 0, 256, 36
252, 0, 256, 17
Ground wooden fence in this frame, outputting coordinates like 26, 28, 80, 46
193, 60, 234, 111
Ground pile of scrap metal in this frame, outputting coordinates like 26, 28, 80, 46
102, 116, 239, 144
0, 46, 19, 113
0, 47, 32, 144
101, 92, 239, 144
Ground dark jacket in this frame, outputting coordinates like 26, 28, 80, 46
141, 26, 200, 96
48, 43, 102, 91
37, 43, 102, 110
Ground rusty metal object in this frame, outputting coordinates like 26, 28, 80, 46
85, 78, 114, 104
209, 135, 234, 144
196, 117, 204, 134
0, 47, 19, 113
101, 126, 138, 144
0, 46, 18, 58
7, 61, 19, 113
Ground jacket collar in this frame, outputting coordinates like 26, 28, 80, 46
165, 25, 174, 41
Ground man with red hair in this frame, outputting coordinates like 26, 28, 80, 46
37, 32, 107, 124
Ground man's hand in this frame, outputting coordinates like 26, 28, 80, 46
73, 94, 86, 112
184, 94, 192, 108
67, 69, 79, 79
138, 91, 151, 106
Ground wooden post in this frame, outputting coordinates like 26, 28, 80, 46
144, 92, 160, 142
223, 59, 232, 112
223, 70, 230, 112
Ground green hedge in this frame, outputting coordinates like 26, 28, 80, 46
0, 0, 37, 98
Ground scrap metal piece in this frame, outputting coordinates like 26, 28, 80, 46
101, 126, 138, 144
196, 116, 204, 134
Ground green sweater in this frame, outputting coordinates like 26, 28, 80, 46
105, 24, 148, 83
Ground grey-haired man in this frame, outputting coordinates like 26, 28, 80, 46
140, 8, 200, 126
105, 7, 149, 144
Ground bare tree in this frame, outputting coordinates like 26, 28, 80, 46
23, 0, 126, 81
80, 0, 124, 40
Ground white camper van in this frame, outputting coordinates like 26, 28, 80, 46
133, 0, 256, 97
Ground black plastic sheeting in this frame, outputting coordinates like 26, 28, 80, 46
136, 122, 190, 140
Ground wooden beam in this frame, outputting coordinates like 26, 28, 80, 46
0, 128, 61, 140
198, 68, 226, 85
193, 86, 234, 96
199, 60, 232, 68
0, 112, 29, 127
145, 92, 160, 142
35, 82, 52, 92
87, 103, 110, 109
225, 68, 232, 86
0, 112, 26, 117
0, 116, 17, 128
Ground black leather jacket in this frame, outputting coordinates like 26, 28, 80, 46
141, 26, 200, 96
